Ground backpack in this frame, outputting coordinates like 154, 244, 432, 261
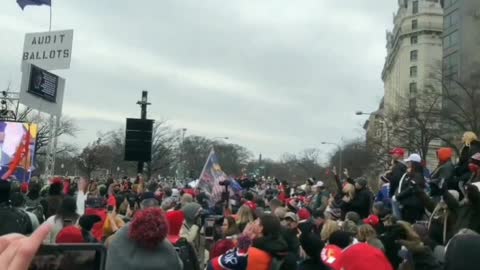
25, 197, 45, 223
0, 204, 33, 236
174, 238, 200, 270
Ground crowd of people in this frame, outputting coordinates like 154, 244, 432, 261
2, 131, 480, 270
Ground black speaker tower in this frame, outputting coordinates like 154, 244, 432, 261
124, 91, 152, 173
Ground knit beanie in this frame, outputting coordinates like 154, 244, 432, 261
106, 208, 183, 270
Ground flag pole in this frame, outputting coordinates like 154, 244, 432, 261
49, 1, 52, 31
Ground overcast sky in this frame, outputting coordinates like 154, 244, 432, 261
0, 1, 397, 161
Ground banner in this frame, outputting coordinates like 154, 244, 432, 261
0, 122, 38, 182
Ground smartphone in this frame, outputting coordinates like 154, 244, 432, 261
29, 244, 106, 270
107, 205, 114, 213
204, 217, 216, 240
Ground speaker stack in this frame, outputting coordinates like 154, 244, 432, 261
124, 118, 154, 162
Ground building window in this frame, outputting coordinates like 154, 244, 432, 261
409, 97, 417, 110
413, 1, 419, 14
444, 0, 459, 9
444, 52, 459, 77
444, 10, 459, 29
410, 82, 417, 94
410, 50, 418, 61
410, 66, 418, 77
443, 31, 459, 48
412, 19, 418, 30
411, 35, 418, 44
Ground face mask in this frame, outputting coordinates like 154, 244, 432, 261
468, 163, 479, 173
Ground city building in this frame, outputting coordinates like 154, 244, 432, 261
442, 0, 480, 84
381, 0, 444, 168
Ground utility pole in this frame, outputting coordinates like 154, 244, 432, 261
136, 90, 151, 174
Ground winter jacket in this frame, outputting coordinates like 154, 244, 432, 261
395, 173, 426, 223
431, 148, 456, 190
312, 191, 329, 214
444, 234, 480, 270
456, 140, 480, 181
443, 189, 480, 234
388, 161, 407, 198
398, 240, 442, 270
246, 236, 288, 270
343, 187, 373, 219
375, 183, 391, 208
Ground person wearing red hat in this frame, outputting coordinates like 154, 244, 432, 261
322, 243, 393, 270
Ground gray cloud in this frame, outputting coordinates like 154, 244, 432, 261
0, 0, 396, 160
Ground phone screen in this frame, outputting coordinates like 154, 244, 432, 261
29, 244, 106, 270
204, 218, 215, 239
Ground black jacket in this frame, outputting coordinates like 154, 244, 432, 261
388, 161, 407, 197
456, 140, 480, 181
343, 187, 373, 219
431, 160, 455, 188
395, 172, 426, 223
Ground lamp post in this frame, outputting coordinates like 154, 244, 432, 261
355, 110, 389, 149
321, 141, 342, 175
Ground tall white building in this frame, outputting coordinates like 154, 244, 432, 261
383, 0, 443, 114
381, 0, 444, 167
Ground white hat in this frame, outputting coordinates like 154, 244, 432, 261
405, 153, 421, 163
313, 181, 325, 188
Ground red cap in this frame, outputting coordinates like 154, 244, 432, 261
298, 208, 311, 221
389, 148, 405, 157
244, 201, 257, 211
323, 243, 393, 270
56, 226, 85, 243
363, 215, 380, 227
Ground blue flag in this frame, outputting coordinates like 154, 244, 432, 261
17, 0, 51, 10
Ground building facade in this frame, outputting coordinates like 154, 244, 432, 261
383, 0, 443, 115
442, 0, 480, 83
380, 0, 444, 168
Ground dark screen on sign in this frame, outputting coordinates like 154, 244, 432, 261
27, 64, 58, 103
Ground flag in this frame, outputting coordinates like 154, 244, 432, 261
229, 177, 243, 193
17, 0, 51, 10
198, 149, 239, 204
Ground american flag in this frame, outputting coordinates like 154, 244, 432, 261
198, 149, 236, 204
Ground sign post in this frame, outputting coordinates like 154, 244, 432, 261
19, 29, 73, 179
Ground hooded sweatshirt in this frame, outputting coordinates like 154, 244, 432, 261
106, 224, 183, 270
444, 234, 480, 270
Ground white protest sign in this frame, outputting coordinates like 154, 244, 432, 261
21, 29, 74, 71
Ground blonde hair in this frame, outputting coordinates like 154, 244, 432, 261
357, 224, 377, 242
321, 220, 340, 241
237, 205, 254, 224
181, 194, 193, 206
463, 131, 478, 146
342, 183, 355, 198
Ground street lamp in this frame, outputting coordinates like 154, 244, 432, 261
321, 141, 343, 175
355, 110, 389, 146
